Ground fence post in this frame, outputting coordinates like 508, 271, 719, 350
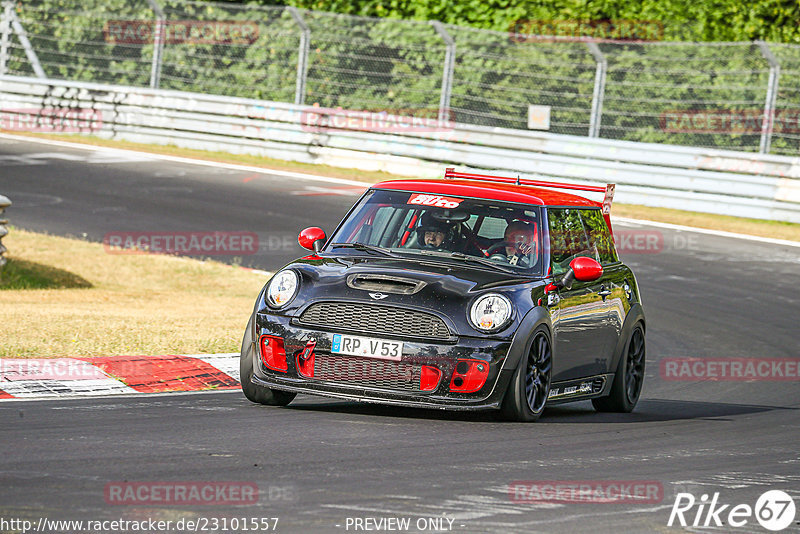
146, 0, 165, 89
431, 21, 455, 124
0, 2, 11, 76
757, 41, 780, 154
7, 4, 45, 78
287, 7, 310, 106
587, 42, 607, 138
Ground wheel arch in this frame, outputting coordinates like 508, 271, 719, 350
501, 306, 554, 373
608, 303, 646, 374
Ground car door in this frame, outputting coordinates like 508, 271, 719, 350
577, 209, 626, 371
547, 208, 616, 381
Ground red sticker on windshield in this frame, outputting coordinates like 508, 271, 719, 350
408, 194, 463, 209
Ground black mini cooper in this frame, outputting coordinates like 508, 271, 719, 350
240, 169, 646, 421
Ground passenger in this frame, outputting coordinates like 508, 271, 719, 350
503, 220, 537, 266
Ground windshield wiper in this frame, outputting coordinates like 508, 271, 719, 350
447, 251, 519, 274
328, 242, 399, 258
412, 249, 518, 274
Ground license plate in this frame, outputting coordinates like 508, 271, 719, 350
331, 334, 403, 361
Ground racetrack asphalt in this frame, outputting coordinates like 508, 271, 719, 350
1, 136, 799, 533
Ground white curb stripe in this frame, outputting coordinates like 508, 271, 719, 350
0, 379, 138, 398
0, 132, 370, 186
0, 353, 240, 400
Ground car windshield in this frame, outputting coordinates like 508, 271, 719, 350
326, 189, 544, 274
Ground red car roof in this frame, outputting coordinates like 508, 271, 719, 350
373, 179, 602, 208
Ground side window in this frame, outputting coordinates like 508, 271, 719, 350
357, 206, 401, 246
579, 209, 618, 265
548, 208, 590, 274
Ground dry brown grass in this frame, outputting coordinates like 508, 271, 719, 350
0, 229, 268, 358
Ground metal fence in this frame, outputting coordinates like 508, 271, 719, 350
4, 0, 800, 155
0, 195, 10, 272
2, 76, 799, 223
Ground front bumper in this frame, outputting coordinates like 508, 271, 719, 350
251, 312, 515, 410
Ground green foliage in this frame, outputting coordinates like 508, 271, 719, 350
10, 0, 800, 154
255, 0, 800, 44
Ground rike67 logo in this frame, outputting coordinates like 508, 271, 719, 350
668, 490, 796, 531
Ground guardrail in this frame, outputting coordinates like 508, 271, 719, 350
0, 194, 10, 272
1, 75, 800, 223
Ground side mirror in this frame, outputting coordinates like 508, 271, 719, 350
556, 256, 603, 290
570, 256, 603, 282
298, 227, 326, 252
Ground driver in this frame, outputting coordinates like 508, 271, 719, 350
416, 212, 455, 250
503, 220, 537, 266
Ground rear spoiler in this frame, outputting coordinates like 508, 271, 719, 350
443, 168, 615, 214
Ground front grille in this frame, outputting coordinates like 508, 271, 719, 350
313, 354, 421, 392
297, 302, 450, 340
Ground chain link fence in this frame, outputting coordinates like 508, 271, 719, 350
3, 0, 800, 155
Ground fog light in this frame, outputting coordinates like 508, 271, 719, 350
296, 339, 316, 378
259, 335, 288, 372
449, 359, 490, 393
420, 365, 441, 392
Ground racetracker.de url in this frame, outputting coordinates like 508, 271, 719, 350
0, 517, 279, 533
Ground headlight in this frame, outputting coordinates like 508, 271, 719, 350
469, 293, 513, 332
266, 269, 299, 308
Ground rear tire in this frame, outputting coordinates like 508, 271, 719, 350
240, 316, 296, 406
592, 323, 645, 413
499, 327, 552, 422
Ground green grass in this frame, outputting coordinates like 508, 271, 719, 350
1, 257, 93, 289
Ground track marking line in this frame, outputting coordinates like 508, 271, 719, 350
0, 132, 369, 186
3, 132, 796, 247
613, 217, 800, 248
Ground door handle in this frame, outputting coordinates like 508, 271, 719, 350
598, 286, 611, 300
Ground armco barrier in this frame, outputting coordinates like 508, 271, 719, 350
2, 75, 800, 223
0, 194, 9, 271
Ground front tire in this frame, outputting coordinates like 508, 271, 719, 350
592, 323, 645, 413
500, 327, 552, 422
240, 316, 296, 406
